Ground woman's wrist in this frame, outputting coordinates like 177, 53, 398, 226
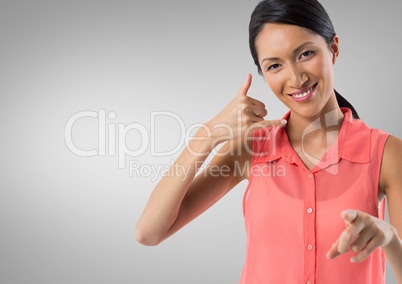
184, 123, 218, 157
384, 226, 401, 250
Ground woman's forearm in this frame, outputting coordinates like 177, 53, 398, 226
135, 125, 215, 246
383, 232, 402, 284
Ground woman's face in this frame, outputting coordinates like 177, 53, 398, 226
255, 23, 339, 119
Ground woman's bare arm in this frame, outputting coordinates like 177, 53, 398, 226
135, 130, 246, 246
381, 135, 402, 283
135, 74, 285, 246
142, 135, 252, 245
326, 134, 402, 283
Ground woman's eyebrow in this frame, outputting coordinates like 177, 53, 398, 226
260, 41, 315, 65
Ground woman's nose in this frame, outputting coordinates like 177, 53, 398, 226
287, 65, 308, 88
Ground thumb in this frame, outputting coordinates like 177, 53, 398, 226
341, 210, 358, 226
237, 73, 252, 97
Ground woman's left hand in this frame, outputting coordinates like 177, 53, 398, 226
326, 209, 398, 263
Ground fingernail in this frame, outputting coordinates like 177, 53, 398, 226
280, 119, 287, 124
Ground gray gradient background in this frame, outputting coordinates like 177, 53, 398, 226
1, 0, 401, 283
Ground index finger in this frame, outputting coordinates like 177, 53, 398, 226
327, 239, 341, 259
327, 210, 364, 259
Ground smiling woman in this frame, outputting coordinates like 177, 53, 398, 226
255, 23, 340, 121
135, 0, 402, 283
249, 0, 359, 119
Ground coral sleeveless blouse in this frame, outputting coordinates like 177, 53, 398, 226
240, 108, 389, 284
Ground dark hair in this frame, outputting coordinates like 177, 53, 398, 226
249, 0, 359, 119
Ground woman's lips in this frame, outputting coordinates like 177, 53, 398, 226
289, 83, 317, 102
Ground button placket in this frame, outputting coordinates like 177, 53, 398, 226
304, 172, 316, 284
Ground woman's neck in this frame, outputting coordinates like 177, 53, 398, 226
285, 102, 345, 170
287, 107, 344, 144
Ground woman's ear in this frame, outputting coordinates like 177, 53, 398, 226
330, 35, 340, 64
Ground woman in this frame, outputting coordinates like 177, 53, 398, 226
136, 0, 402, 283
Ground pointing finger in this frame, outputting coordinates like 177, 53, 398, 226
327, 210, 364, 259
327, 239, 341, 259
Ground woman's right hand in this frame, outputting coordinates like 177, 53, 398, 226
206, 73, 286, 145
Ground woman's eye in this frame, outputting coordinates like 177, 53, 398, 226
267, 63, 281, 71
300, 50, 315, 59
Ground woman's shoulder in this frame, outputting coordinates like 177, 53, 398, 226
380, 134, 402, 194
382, 135, 402, 171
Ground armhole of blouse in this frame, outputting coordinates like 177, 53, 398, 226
374, 130, 390, 220
373, 131, 390, 276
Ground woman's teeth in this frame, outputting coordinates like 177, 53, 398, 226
293, 86, 313, 98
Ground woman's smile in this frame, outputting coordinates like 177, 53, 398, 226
288, 83, 318, 102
